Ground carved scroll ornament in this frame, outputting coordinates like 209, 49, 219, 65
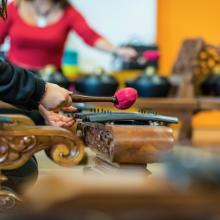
0, 188, 22, 211
0, 126, 84, 170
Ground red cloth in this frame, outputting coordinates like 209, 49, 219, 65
0, 2, 102, 70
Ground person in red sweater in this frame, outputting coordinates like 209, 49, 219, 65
0, 0, 137, 70
0, 0, 79, 128
0, 0, 137, 128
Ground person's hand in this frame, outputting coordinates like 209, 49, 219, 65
39, 105, 75, 128
40, 83, 72, 111
115, 47, 138, 60
94, 38, 137, 60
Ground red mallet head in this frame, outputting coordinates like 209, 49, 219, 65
114, 88, 138, 110
143, 51, 160, 62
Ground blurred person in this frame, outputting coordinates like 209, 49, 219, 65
0, 0, 137, 127
0, 0, 137, 71
0, 0, 75, 128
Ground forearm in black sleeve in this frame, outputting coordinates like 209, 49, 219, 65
0, 60, 46, 108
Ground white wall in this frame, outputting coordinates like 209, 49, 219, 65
67, 0, 157, 72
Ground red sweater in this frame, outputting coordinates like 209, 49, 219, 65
0, 2, 102, 70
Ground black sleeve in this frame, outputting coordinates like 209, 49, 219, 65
0, 60, 46, 109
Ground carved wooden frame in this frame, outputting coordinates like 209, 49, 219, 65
0, 114, 85, 210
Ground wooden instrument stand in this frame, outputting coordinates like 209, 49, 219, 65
0, 114, 85, 210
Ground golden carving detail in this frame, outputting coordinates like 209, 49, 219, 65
0, 126, 84, 170
0, 188, 22, 211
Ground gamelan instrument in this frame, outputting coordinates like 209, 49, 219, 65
70, 108, 179, 172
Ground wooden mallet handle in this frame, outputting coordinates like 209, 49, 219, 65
70, 94, 118, 104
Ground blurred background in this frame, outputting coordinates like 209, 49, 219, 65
2, 0, 157, 72
1, 1, 220, 218
68, 0, 156, 72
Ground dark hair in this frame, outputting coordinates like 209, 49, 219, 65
0, 0, 70, 19
0, 0, 7, 19
52, 0, 70, 8
25, 0, 70, 8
